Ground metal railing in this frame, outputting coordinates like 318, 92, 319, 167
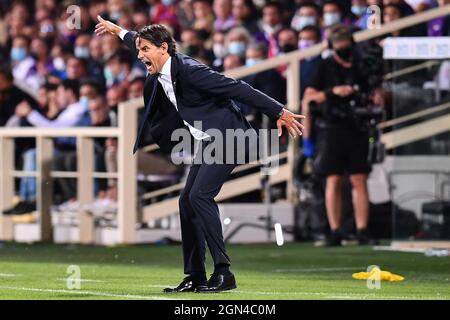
0, 98, 141, 243
1, 5, 450, 244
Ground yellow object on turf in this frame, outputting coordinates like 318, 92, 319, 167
352, 266, 404, 282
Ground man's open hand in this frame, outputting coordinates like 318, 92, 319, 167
94, 15, 122, 36
276, 108, 306, 138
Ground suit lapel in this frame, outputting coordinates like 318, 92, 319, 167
170, 54, 182, 113
143, 74, 159, 115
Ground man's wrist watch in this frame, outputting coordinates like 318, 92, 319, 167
276, 108, 285, 120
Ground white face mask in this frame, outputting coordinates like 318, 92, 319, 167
53, 57, 65, 71
213, 43, 227, 59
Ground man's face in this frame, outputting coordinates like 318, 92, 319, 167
232, 0, 250, 20
67, 58, 86, 79
80, 84, 98, 99
383, 6, 401, 23
299, 30, 318, 43
223, 55, 243, 71
89, 37, 103, 60
0, 74, 12, 92
263, 6, 281, 27
89, 98, 108, 125
214, 0, 231, 19
56, 85, 70, 108
278, 30, 297, 47
299, 6, 318, 19
75, 34, 91, 48
181, 30, 201, 46
128, 80, 145, 99
136, 37, 168, 75
246, 48, 264, 60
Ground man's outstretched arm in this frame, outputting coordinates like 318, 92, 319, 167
186, 61, 305, 137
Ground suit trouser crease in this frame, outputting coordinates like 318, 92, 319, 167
179, 140, 236, 275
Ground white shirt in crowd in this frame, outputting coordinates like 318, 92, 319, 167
27, 101, 87, 128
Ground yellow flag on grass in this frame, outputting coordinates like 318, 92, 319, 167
352, 266, 404, 282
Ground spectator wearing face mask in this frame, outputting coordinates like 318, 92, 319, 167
241, 42, 286, 127
103, 49, 133, 88
322, 0, 352, 29
298, 25, 322, 97
351, 0, 371, 30
291, 1, 321, 32
211, 31, 227, 71
255, 1, 285, 58
38, 18, 57, 41
225, 26, 251, 58
74, 33, 105, 81
10, 35, 41, 95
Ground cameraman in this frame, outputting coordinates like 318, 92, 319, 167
302, 24, 372, 246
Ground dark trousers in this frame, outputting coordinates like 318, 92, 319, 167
178, 140, 236, 275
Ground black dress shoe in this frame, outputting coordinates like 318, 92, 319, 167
163, 276, 206, 293
325, 230, 342, 247
3, 201, 36, 215
195, 273, 237, 293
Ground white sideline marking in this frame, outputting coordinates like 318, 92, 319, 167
274, 267, 362, 273
0, 273, 17, 277
234, 290, 448, 300
0, 285, 181, 300
148, 284, 172, 288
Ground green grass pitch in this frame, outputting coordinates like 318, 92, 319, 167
0, 242, 449, 300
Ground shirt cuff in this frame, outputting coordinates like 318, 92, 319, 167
27, 110, 40, 125
119, 29, 128, 40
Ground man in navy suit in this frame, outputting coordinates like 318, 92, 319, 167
95, 16, 305, 293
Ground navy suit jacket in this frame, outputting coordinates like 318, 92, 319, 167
123, 31, 284, 154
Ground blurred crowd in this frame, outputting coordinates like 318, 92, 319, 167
0, 0, 449, 219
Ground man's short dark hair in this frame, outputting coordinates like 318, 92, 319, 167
323, 0, 344, 13
60, 79, 80, 98
300, 1, 321, 15
137, 24, 177, 56
42, 82, 58, 91
328, 24, 354, 44
0, 65, 13, 82
263, 1, 283, 13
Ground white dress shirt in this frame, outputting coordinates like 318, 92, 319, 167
158, 57, 209, 140
119, 29, 209, 140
